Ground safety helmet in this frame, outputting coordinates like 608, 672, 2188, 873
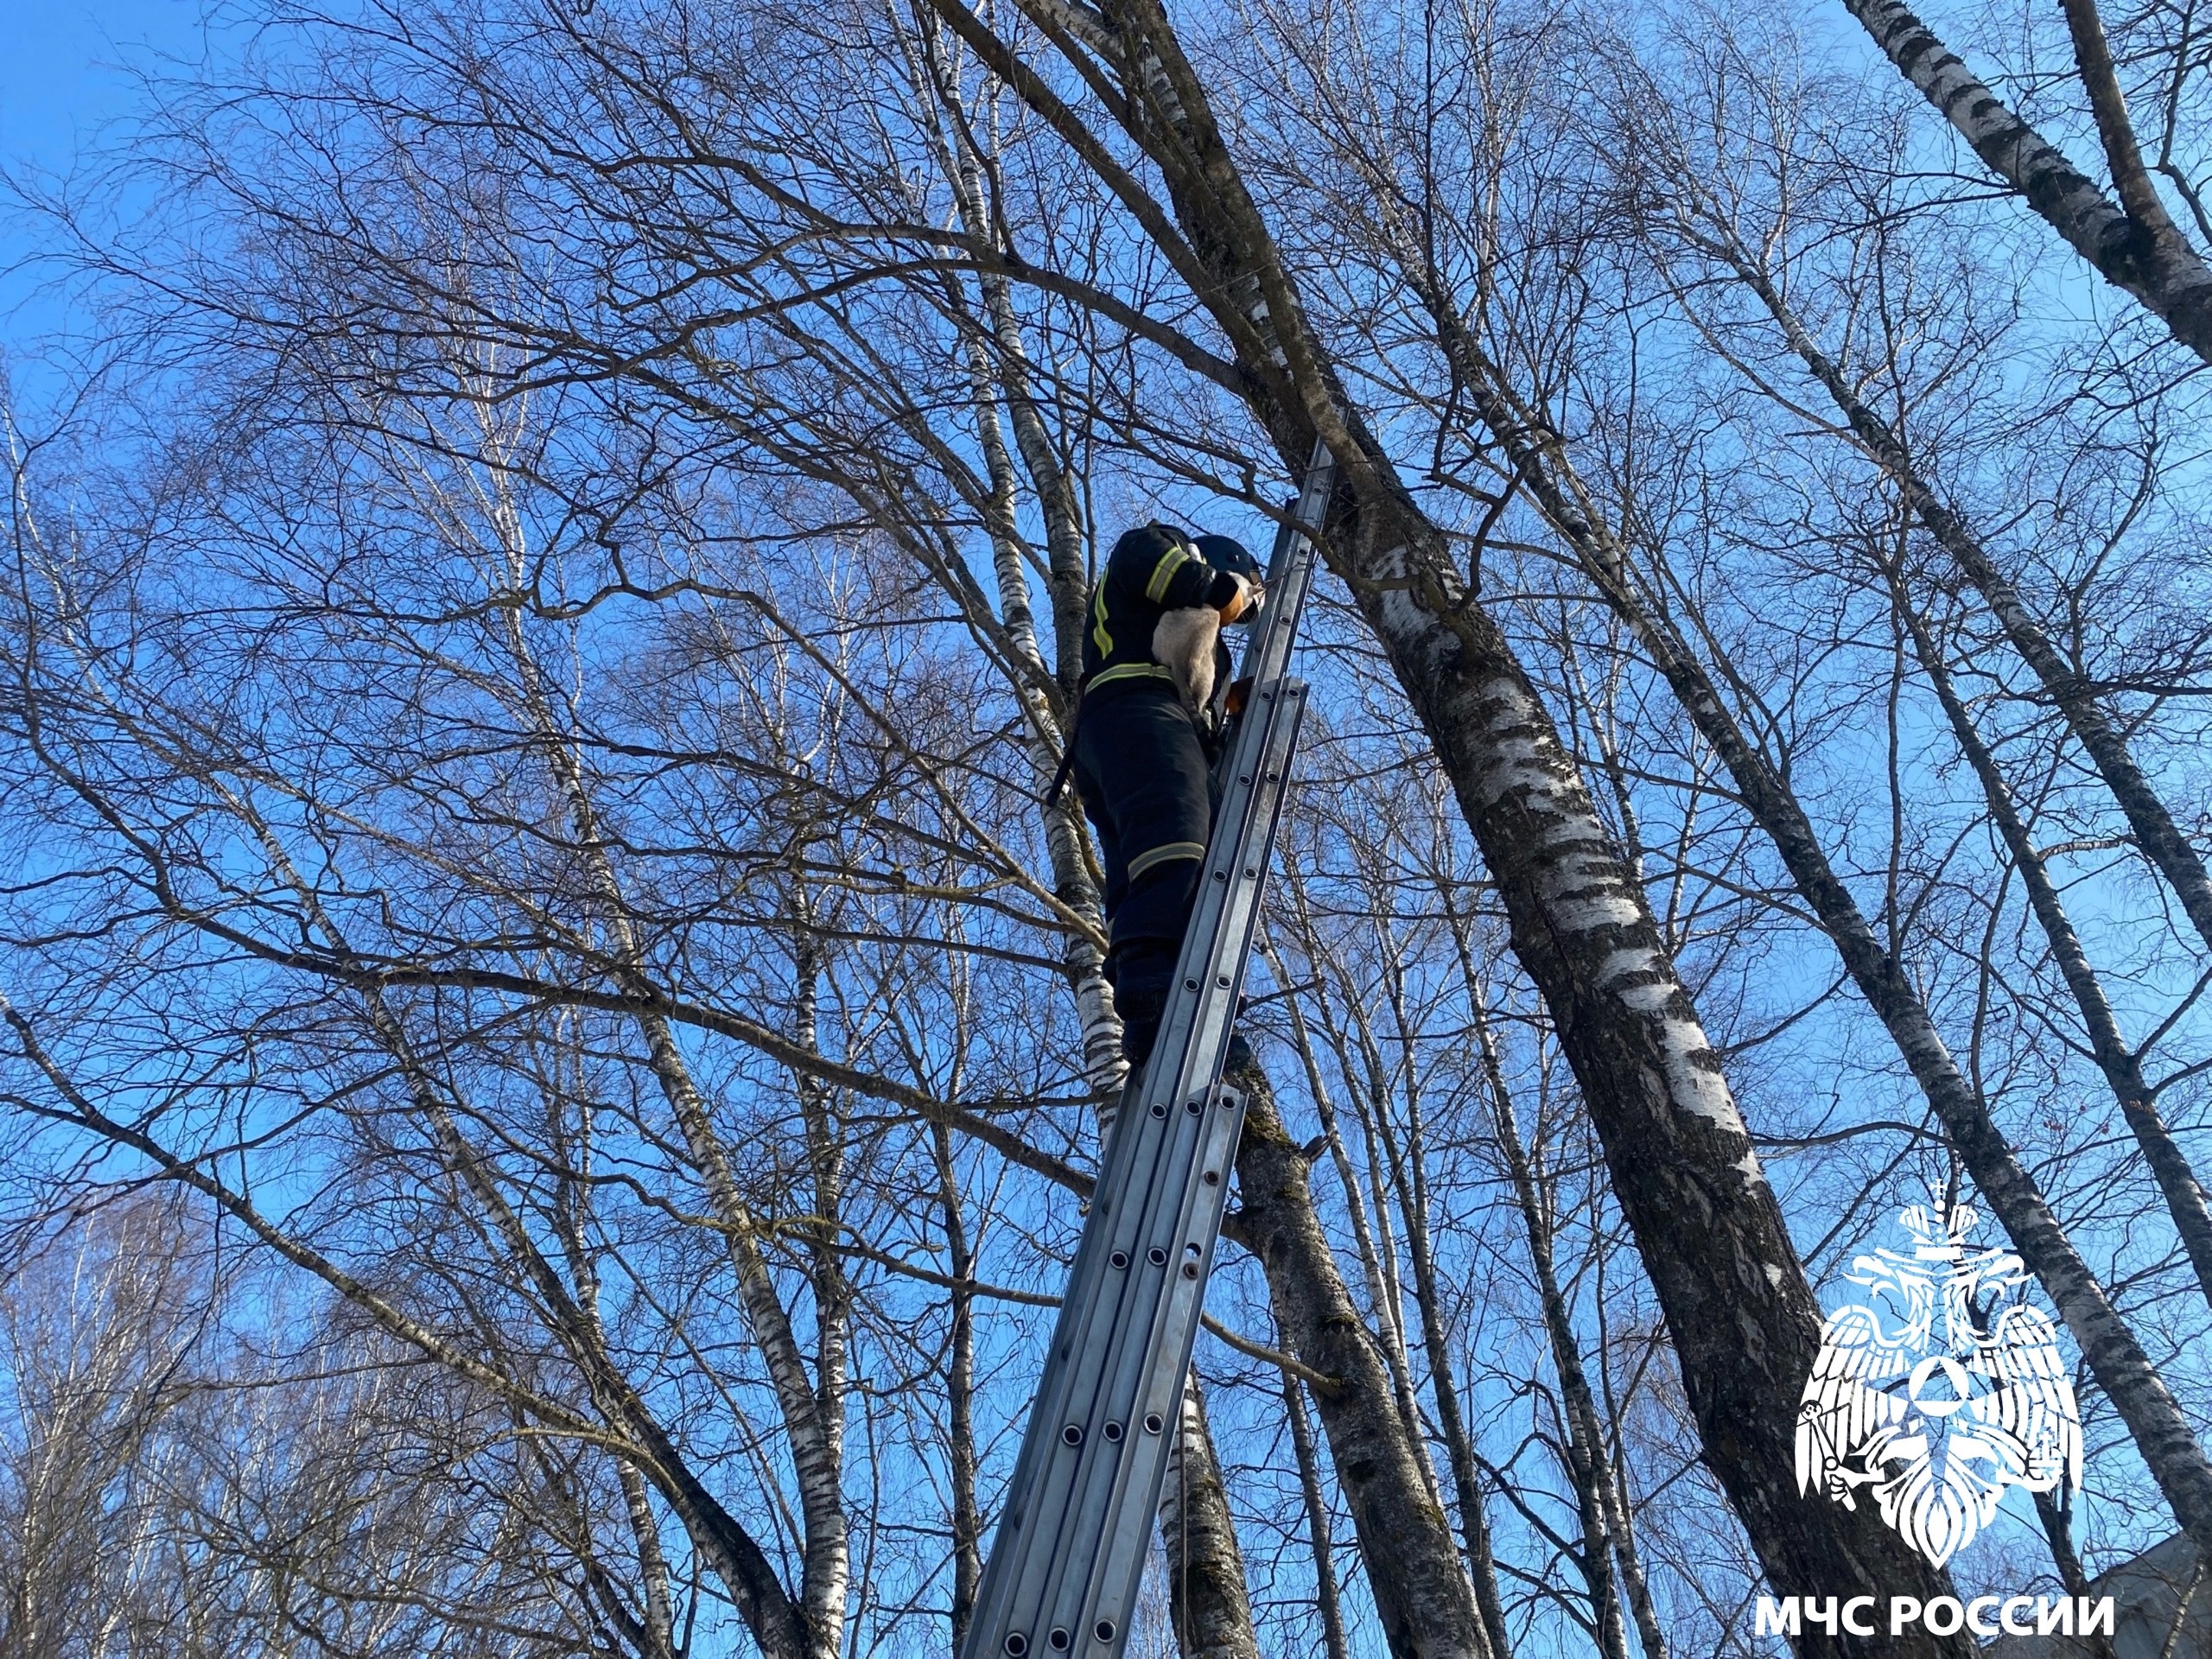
1192, 533, 1260, 582
1191, 533, 1262, 625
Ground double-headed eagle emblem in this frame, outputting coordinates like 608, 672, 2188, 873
1796, 1198, 2082, 1567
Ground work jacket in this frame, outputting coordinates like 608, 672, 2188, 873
1080, 524, 1240, 706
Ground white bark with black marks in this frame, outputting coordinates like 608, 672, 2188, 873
1844, 0, 2212, 365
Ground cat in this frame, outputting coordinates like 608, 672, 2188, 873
1153, 605, 1222, 727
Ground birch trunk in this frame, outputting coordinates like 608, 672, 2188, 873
1842, 0, 2212, 366
1686, 207, 2212, 965
1446, 909, 1666, 1659
1262, 924, 1508, 1646
921, 0, 1978, 1634
1261, 925, 1432, 1465
1395, 264, 2212, 1580
1284, 1356, 1353, 1659
2056, 0, 2187, 242
1223, 1062, 1494, 1659
1886, 563, 2212, 1310
934, 1122, 984, 1650
613, 1459, 680, 1659
788, 926, 854, 1659
1158, 1380, 1262, 1659
1372, 959, 1519, 1659
1654, 178, 2212, 1301
2035, 1491, 2125, 1659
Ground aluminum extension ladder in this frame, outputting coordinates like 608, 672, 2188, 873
964, 442, 1336, 1659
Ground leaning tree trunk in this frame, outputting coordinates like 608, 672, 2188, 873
1842, 0, 2212, 367
1402, 266, 2212, 1578
1224, 1063, 1497, 1659
1688, 206, 2212, 969
1885, 560, 2212, 1311
910, 0, 1980, 1641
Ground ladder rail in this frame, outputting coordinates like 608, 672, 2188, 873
964, 442, 1335, 1659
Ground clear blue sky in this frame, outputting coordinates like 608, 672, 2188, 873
3, 1, 187, 158
1, 0, 207, 365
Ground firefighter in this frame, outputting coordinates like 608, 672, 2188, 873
1068, 523, 1265, 1067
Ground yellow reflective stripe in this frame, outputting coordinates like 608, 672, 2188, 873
1128, 841, 1206, 879
1091, 582, 1113, 658
1087, 663, 1173, 690
1143, 543, 1191, 603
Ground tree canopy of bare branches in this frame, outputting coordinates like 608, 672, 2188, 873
5, 0, 2212, 1654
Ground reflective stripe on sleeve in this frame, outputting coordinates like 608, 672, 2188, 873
1143, 543, 1191, 603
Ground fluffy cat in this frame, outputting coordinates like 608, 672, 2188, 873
1153, 605, 1222, 723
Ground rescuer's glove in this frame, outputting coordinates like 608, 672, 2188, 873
1216, 572, 1264, 624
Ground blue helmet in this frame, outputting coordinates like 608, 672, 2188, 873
1192, 533, 1260, 582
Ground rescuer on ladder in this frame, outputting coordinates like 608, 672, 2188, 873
1067, 523, 1265, 1070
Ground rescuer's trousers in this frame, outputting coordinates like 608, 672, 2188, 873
1070, 683, 1215, 1063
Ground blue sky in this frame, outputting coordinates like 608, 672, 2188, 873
1, 0, 206, 359
0, 0, 211, 179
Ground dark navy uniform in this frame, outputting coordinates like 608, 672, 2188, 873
1071, 524, 1252, 1064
